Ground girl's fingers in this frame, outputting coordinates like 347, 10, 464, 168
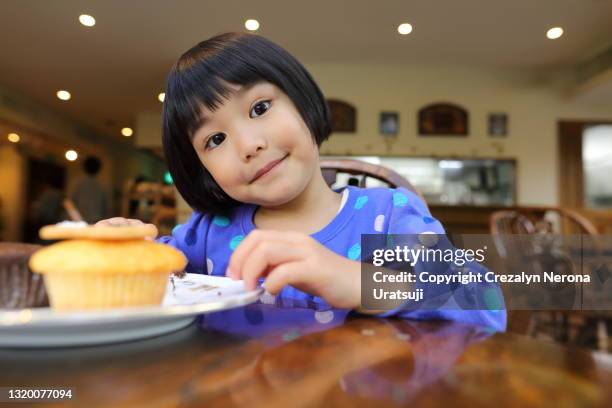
240, 242, 304, 290
262, 263, 304, 295
227, 230, 303, 278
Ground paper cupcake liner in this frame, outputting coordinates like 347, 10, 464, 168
0, 260, 49, 309
43, 272, 169, 311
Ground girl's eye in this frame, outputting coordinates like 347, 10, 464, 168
250, 100, 271, 118
205, 133, 226, 150
203, 100, 270, 150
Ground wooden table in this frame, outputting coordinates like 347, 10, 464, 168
1, 302, 611, 407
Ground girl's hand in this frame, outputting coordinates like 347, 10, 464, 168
226, 230, 361, 310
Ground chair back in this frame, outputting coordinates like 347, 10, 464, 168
320, 159, 423, 200
490, 207, 598, 236
490, 209, 609, 348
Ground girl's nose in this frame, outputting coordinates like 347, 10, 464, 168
239, 132, 268, 161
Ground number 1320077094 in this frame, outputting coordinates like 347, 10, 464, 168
2, 388, 74, 402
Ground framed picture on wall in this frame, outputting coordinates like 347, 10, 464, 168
327, 99, 356, 133
488, 113, 508, 137
379, 112, 399, 136
418, 103, 468, 136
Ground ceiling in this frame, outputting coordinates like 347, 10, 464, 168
1, 0, 611, 140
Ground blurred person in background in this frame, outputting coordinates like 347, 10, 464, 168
71, 156, 108, 224
28, 175, 66, 243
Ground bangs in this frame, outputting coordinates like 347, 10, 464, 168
168, 66, 263, 139
168, 36, 284, 138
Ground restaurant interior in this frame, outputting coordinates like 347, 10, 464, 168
1, 1, 612, 406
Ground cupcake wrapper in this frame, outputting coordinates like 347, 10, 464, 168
43, 272, 169, 310
0, 263, 49, 309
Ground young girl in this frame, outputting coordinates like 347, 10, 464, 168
101, 32, 505, 331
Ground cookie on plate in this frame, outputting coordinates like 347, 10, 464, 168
29, 239, 187, 311
39, 221, 158, 241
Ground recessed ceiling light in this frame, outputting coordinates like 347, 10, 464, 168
56, 90, 71, 101
158, 92, 165, 102
65, 150, 78, 161
121, 127, 133, 137
79, 14, 96, 27
398, 23, 413, 35
245, 19, 260, 31
546, 27, 563, 40
7, 133, 20, 143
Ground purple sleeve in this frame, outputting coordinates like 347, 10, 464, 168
156, 211, 211, 274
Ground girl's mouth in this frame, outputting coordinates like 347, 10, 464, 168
250, 154, 289, 183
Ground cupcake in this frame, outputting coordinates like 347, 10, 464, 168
29, 225, 187, 311
0, 243, 49, 309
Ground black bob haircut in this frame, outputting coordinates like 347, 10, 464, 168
162, 32, 332, 215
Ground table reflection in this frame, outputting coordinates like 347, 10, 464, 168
198, 297, 489, 405
2, 299, 607, 407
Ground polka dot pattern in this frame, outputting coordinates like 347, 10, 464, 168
185, 228, 197, 246
348, 243, 361, 260
244, 306, 264, 324
229, 235, 244, 251
484, 288, 503, 310
314, 310, 334, 324
354, 196, 368, 210
393, 192, 408, 207
374, 214, 385, 232
166, 186, 505, 331
212, 215, 230, 227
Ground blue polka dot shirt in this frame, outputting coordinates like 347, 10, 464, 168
158, 186, 506, 332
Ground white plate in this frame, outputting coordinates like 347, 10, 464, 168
0, 274, 263, 348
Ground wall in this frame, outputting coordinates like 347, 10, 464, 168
0, 145, 25, 241
135, 62, 612, 208
0, 85, 166, 240
308, 63, 612, 206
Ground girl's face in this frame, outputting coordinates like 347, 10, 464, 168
191, 81, 319, 207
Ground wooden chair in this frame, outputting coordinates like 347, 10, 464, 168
490, 208, 609, 351
320, 159, 423, 201
490, 207, 599, 236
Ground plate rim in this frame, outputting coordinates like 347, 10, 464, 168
0, 275, 263, 328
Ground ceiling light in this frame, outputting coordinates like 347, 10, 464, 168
398, 23, 413, 35
56, 90, 71, 101
121, 127, 133, 137
546, 27, 563, 40
245, 19, 260, 31
7, 133, 20, 143
158, 92, 165, 102
65, 150, 78, 161
79, 14, 96, 27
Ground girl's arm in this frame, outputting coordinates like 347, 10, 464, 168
156, 212, 211, 274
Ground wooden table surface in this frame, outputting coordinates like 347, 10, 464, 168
1, 302, 611, 408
